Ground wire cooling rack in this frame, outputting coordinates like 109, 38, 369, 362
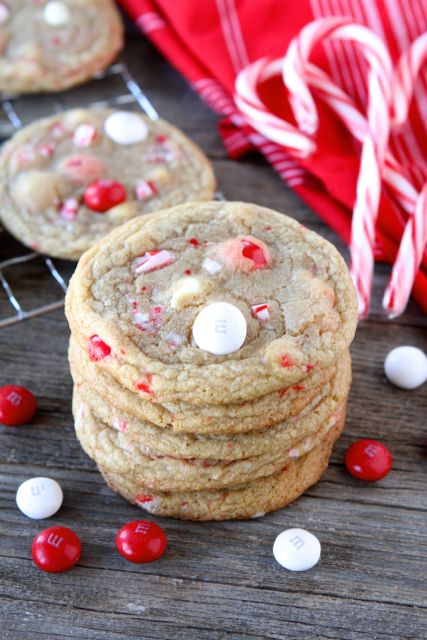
0, 63, 160, 329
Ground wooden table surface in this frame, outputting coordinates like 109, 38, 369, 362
1, 31, 426, 640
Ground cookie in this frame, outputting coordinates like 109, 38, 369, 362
97, 414, 345, 520
0, 1, 123, 94
69, 335, 343, 434
0, 109, 216, 259
65, 201, 358, 404
73, 385, 347, 492
72, 352, 350, 472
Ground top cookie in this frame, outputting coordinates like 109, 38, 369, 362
0, 0, 123, 93
65, 201, 358, 404
0, 108, 216, 259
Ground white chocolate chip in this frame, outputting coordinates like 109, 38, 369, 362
107, 202, 138, 223
44, 1, 71, 27
171, 277, 205, 310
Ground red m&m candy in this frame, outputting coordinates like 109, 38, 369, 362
115, 520, 167, 563
83, 179, 126, 212
345, 439, 392, 481
32, 526, 81, 573
0, 385, 37, 426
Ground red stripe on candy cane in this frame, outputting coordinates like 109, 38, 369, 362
384, 185, 427, 317
282, 18, 393, 317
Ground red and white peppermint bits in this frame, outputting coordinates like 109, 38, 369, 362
87, 335, 111, 361
134, 250, 175, 274
32, 526, 81, 573
60, 198, 79, 221
73, 123, 97, 148
251, 303, 270, 321
135, 180, 158, 201
115, 520, 167, 563
345, 439, 392, 481
0, 385, 37, 426
83, 179, 126, 212
241, 238, 269, 268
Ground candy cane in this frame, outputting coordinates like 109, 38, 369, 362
383, 185, 427, 317
283, 18, 393, 318
305, 64, 418, 213
237, 56, 417, 213
392, 31, 427, 126
234, 58, 314, 157
382, 33, 427, 316
234, 20, 426, 317
298, 63, 427, 318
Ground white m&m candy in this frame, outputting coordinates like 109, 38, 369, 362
192, 302, 247, 355
16, 477, 63, 519
273, 528, 321, 571
104, 112, 148, 145
44, 1, 71, 27
384, 346, 427, 390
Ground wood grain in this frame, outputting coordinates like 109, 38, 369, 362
0, 35, 426, 640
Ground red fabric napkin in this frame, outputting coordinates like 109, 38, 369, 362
118, 0, 427, 313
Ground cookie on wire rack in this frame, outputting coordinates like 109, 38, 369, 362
0, 0, 124, 94
0, 109, 216, 260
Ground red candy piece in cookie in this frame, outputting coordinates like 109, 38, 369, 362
32, 526, 81, 573
215, 235, 271, 272
88, 335, 111, 361
241, 238, 268, 267
84, 179, 126, 212
280, 354, 294, 368
345, 439, 392, 481
115, 520, 167, 563
0, 385, 37, 426
134, 250, 175, 274
136, 374, 154, 395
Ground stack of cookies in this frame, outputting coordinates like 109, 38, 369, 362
66, 201, 358, 520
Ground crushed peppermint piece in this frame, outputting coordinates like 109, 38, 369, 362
59, 198, 79, 221
38, 143, 55, 158
135, 180, 158, 201
73, 123, 97, 148
166, 332, 183, 349
134, 250, 175, 274
241, 238, 269, 267
202, 257, 222, 274
280, 355, 294, 368
136, 375, 154, 395
50, 122, 66, 138
251, 303, 270, 321
133, 307, 164, 333
88, 335, 111, 361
